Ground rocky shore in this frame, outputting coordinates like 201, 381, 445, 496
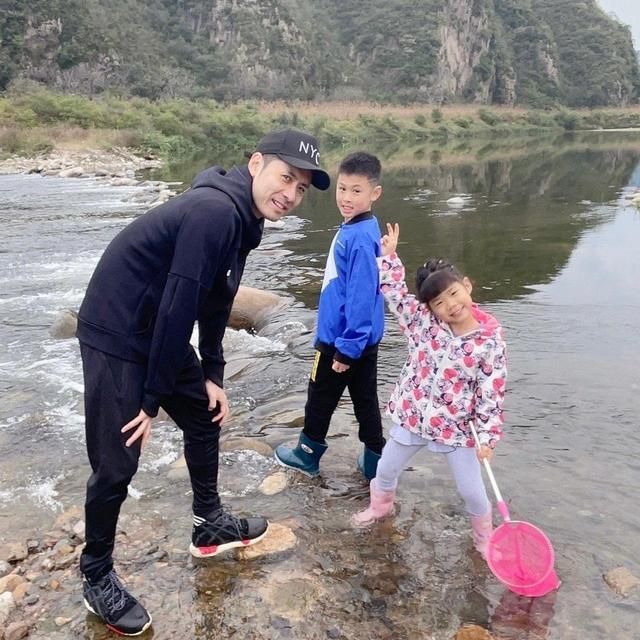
0, 148, 179, 210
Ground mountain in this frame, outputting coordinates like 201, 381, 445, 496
1, 0, 638, 106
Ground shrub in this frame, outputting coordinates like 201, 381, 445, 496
478, 108, 500, 126
431, 107, 443, 123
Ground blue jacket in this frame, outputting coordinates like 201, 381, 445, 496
315, 212, 385, 363
77, 165, 263, 417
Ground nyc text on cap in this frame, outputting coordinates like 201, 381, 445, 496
256, 129, 330, 191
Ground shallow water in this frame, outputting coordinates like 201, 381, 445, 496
1, 132, 640, 638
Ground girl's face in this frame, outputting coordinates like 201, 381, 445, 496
428, 277, 476, 334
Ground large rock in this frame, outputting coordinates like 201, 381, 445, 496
48, 309, 78, 339
49, 285, 285, 339
228, 286, 285, 331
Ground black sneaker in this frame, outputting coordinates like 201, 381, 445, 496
83, 570, 152, 636
189, 508, 269, 558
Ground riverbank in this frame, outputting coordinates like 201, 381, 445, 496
1, 90, 640, 161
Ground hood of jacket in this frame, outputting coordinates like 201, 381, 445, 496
470, 304, 502, 340
191, 165, 263, 250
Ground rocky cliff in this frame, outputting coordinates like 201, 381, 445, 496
0, 0, 637, 106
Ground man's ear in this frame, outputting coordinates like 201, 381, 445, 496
248, 152, 264, 177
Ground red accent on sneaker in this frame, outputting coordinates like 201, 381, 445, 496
198, 545, 219, 555
106, 624, 129, 636
241, 539, 250, 546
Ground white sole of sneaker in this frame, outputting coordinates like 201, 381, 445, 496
83, 599, 152, 636
273, 452, 319, 477
189, 521, 270, 558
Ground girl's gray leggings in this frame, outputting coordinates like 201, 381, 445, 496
375, 437, 490, 516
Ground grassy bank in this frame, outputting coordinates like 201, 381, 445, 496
1, 90, 640, 160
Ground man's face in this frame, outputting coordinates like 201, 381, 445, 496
248, 154, 312, 221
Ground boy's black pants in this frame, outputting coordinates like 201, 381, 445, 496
79, 343, 222, 582
303, 347, 384, 453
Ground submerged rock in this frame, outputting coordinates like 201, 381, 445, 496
455, 624, 494, 639
258, 471, 288, 495
235, 522, 297, 560
603, 566, 640, 596
220, 437, 273, 457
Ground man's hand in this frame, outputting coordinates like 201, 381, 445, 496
332, 360, 350, 373
122, 410, 153, 450
381, 222, 399, 256
205, 380, 229, 424
476, 444, 494, 463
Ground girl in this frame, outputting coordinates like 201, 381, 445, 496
352, 223, 507, 559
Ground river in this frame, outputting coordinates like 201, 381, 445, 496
1, 131, 639, 639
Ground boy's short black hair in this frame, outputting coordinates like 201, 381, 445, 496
338, 151, 381, 183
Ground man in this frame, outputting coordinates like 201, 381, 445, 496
76, 128, 330, 636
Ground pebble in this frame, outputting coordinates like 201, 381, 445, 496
5, 621, 30, 640
0, 561, 11, 577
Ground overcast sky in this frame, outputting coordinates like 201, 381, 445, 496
598, 0, 640, 48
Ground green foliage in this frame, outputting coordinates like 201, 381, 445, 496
554, 110, 579, 131
0, 0, 638, 106
431, 108, 443, 123
454, 117, 473, 129
478, 108, 500, 126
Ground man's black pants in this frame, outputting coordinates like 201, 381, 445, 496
303, 347, 385, 453
79, 343, 221, 582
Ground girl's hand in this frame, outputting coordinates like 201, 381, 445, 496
476, 445, 494, 463
381, 223, 399, 256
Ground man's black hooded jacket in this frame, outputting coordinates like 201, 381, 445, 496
77, 165, 263, 417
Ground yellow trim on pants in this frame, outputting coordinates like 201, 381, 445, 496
310, 350, 321, 382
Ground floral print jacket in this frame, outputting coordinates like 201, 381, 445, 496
381, 253, 507, 448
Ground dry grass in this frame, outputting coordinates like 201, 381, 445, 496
33, 126, 141, 150
251, 100, 640, 122
253, 101, 517, 120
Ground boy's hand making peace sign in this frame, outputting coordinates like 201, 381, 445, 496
381, 223, 399, 256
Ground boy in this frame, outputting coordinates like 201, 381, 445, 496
275, 152, 385, 479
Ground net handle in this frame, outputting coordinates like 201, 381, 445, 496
469, 421, 511, 522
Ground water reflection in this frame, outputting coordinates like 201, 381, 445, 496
2, 132, 640, 639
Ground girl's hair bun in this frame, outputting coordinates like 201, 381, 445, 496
415, 258, 464, 304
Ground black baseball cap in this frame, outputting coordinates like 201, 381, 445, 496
256, 128, 330, 191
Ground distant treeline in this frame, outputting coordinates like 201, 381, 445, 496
1, 90, 640, 159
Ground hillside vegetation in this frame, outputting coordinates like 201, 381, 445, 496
0, 0, 638, 107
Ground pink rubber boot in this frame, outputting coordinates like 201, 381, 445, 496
470, 506, 493, 559
351, 479, 396, 527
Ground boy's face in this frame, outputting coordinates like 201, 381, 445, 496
336, 173, 382, 222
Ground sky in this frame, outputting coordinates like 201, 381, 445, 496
598, 0, 640, 48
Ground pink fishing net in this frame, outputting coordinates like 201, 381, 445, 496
487, 521, 560, 597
